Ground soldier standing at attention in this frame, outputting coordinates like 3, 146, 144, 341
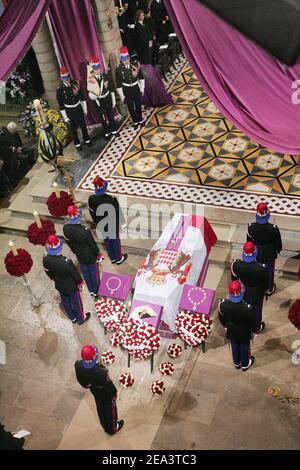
75, 345, 124, 435
63, 205, 104, 297
57, 66, 91, 151
231, 241, 269, 333
116, 47, 145, 130
218, 280, 257, 371
87, 56, 118, 139
247, 202, 282, 295
88, 176, 127, 265
43, 235, 91, 325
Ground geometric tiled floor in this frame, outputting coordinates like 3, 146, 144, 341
113, 66, 300, 196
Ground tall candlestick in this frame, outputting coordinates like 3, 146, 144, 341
33, 210, 42, 229
53, 182, 60, 198
9, 241, 18, 256
33, 99, 46, 126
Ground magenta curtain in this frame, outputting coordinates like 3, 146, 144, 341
165, 0, 300, 154
0, 0, 51, 81
48, 0, 103, 126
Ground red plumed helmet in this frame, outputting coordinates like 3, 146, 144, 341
120, 46, 129, 55
90, 55, 100, 65
229, 280, 242, 296
67, 205, 78, 218
60, 66, 69, 76
81, 345, 97, 361
93, 176, 105, 188
243, 241, 256, 255
48, 234, 60, 247
256, 202, 269, 216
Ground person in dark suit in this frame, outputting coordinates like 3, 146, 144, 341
231, 241, 269, 333
218, 280, 257, 371
134, 9, 154, 64
127, 0, 148, 22
150, 0, 172, 44
247, 202, 282, 295
0, 125, 21, 188
63, 205, 103, 297
6, 122, 35, 174
75, 345, 124, 435
43, 234, 91, 325
117, 1, 133, 51
88, 176, 127, 265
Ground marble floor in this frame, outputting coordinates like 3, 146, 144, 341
0, 230, 299, 450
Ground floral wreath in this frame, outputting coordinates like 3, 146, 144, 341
151, 379, 165, 396
167, 343, 183, 359
288, 299, 300, 330
159, 361, 174, 376
119, 372, 134, 388
95, 297, 128, 332
113, 318, 161, 360
175, 310, 213, 347
100, 351, 116, 365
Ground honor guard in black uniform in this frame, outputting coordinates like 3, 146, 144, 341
218, 280, 257, 371
57, 66, 91, 151
43, 235, 91, 325
75, 345, 124, 435
63, 205, 103, 297
247, 202, 282, 296
88, 176, 127, 265
231, 241, 268, 333
116, 47, 145, 129
88, 56, 118, 139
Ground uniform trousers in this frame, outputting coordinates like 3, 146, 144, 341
265, 260, 275, 292
93, 393, 118, 435
253, 298, 264, 331
80, 263, 100, 295
230, 339, 251, 369
60, 290, 85, 323
67, 107, 89, 146
104, 237, 123, 263
125, 93, 143, 124
96, 96, 117, 134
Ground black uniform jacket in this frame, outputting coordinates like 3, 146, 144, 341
57, 81, 85, 112
88, 193, 124, 238
218, 299, 257, 342
43, 254, 82, 295
115, 62, 144, 97
63, 223, 100, 264
75, 361, 117, 402
231, 259, 269, 303
247, 222, 282, 262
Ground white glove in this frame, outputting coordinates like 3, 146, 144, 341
139, 79, 145, 96
111, 92, 116, 109
81, 101, 88, 115
61, 109, 70, 123
117, 87, 125, 104
88, 91, 98, 101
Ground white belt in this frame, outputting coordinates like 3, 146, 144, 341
99, 91, 110, 98
123, 81, 139, 87
65, 102, 81, 108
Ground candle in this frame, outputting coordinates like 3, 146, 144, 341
33, 210, 42, 229
53, 182, 60, 198
119, 0, 122, 7
9, 241, 18, 256
33, 99, 46, 125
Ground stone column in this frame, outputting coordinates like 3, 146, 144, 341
92, 0, 122, 75
32, 20, 60, 109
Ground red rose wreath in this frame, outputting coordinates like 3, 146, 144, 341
159, 361, 174, 376
114, 318, 161, 360
176, 311, 213, 347
151, 379, 165, 396
100, 351, 116, 365
288, 299, 300, 330
119, 372, 134, 388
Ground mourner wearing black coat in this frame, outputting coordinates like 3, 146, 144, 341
134, 12, 154, 64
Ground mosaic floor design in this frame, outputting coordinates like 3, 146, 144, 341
78, 59, 300, 216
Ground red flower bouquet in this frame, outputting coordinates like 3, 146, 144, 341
159, 361, 174, 376
288, 299, 300, 330
27, 219, 56, 246
117, 318, 161, 361
151, 379, 165, 396
5, 248, 33, 277
47, 191, 74, 217
119, 372, 134, 388
167, 343, 183, 359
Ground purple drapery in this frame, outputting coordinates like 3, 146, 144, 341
0, 0, 50, 81
165, 0, 300, 155
48, 0, 103, 126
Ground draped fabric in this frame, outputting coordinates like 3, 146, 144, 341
164, 0, 300, 155
48, 0, 104, 126
0, 0, 51, 81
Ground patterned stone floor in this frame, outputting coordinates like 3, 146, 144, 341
78, 59, 300, 216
